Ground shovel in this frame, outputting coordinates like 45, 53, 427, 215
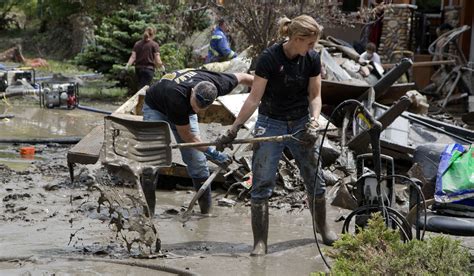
104, 115, 304, 221
104, 115, 303, 169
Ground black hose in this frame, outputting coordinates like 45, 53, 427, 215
0, 255, 199, 276
0, 91, 36, 98
77, 104, 112, 115
341, 205, 412, 241
312, 99, 366, 270
0, 256, 32, 262
380, 174, 427, 240
0, 137, 82, 144
0, 114, 14, 119
65, 257, 199, 276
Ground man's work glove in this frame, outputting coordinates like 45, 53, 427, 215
215, 128, 238, 151
205, 147, 232, 167
302, 117, 320, 146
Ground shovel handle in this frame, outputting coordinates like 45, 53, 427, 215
172, 134, 295, 149
181, 168, 222, 218
180, 131, 256, 220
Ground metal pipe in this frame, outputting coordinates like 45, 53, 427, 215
0, 137, 82, 144
77, 104, 112, 115
0, 114, 14, 119
382, 60, 456, 69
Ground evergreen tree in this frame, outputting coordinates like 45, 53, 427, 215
75, 5, 195, 94
76, 7, 172, 74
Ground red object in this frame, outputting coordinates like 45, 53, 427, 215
20, 146, 35, 156
67, 95, 77, 108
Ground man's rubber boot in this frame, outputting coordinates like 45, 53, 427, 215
140, 167, 158, 218
250, 199, 269, 256
308, 195, 338, 246
192, 178, 212, 214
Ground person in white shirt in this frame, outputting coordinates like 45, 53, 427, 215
359, 42, 381, 65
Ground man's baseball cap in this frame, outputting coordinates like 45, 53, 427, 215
194, 81, 218, 108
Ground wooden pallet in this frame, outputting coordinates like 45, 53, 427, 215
66, 124, 104, 182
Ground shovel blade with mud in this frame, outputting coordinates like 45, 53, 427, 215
103, 114, 304, 222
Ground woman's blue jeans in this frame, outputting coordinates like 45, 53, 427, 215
142, 103, 210, 179
251, 114, 326, 202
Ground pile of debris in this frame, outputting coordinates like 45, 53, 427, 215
201, 30, 474, 212
0, 45, 48, 68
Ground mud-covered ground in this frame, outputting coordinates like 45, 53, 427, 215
0, 102, 349, 275
1, 102, 473, 275
0, 145, 346, 275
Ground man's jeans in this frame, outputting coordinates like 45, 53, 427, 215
251, 114, 326, 201
142, 103, 210, 179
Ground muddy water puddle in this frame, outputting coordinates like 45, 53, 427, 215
0, 101, 115, 171
0, 101, 343, 275
0, 184, 337, 275
0, 144, 41, 171
0, 102, 112, 139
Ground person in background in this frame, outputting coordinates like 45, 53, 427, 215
126, 26, 164, 90
368, 0, 385, 47
205, 18, 237, 63
215, 15, 338, 256
142, 68, 253, 216
359, 42, 382, 65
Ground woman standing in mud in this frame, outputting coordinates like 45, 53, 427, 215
216, 15, 338, 255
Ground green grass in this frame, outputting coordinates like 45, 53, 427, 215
36, 60, 93, 76
79, 85, 128, 101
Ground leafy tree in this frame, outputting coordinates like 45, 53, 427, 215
36, 0, 140, 31
181, 2, 211, 33
210, 0, 351, 61
0, 0, 32, 30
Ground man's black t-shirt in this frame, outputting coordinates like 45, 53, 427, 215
145, 69, 238, 125
255, 42, 321, 121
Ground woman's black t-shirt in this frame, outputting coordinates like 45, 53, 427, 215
144, 69, 238, 126
255, 42, 321, 121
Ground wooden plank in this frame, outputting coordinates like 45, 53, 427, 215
110, 113, 143, 122
197, 101, 235, 125
218, 93, 258, 129
67, 125, 104, 164
378, 83, 416, 105
113, 86, 147, 115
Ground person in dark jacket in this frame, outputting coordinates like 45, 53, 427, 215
205, 19, 237, 63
